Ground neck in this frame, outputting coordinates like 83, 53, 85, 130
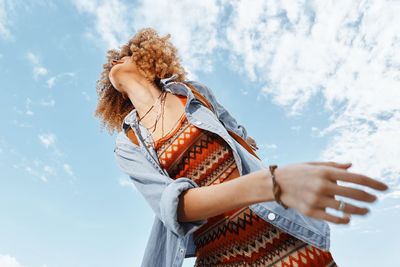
124, 77, 164, 121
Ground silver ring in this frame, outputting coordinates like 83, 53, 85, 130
338, 200, 346, 212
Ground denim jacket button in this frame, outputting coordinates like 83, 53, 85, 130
267, 212, 276, 221
179, 248, 185, 254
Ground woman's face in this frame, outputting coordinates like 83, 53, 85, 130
108, 55, 139, 92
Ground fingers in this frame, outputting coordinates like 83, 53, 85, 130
246, 137, 259, 150
314, 195, 369, 216
325, 182, 378, 202
250, 143, 259, 150
328, 168, 389, 192
305, 161, 352, 170
309, 208, 350, 224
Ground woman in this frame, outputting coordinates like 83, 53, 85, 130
95, 27, 389, 267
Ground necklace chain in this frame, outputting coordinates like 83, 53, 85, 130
137, 89, 169, 148
137, 90, 185, 150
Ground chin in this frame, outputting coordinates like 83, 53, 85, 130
109, 72, 119, 87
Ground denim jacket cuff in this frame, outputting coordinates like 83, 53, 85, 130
160, 177, 208, 237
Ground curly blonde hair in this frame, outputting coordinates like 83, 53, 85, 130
94, 27, 188, 135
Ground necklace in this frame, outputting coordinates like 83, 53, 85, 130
137, 89, 169, 148
136, 90, 165, 123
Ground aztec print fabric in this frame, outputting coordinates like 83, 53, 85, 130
155, 94, 338, 267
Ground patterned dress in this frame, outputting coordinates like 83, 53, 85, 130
154, 94, 338, 267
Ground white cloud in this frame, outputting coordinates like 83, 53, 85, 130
0, 136, 6, 155
290, 125, 301, 133
12, 119, 33, 128
37, 132, 63, 156
38, 133, 56, 148
43, 164, 55, 176
381, 203, 400, 211
12, 97, 54, 128
25, 98, 34, 116
26, 165, 48, 182
26, 52, 40, 65
0, 0, 16, 40
46, 72, 76, 89
0, 136, 6, 157
10, 144, 74, 182
0, 1, 57, 41
223, 0, 400, 200
26, 51, 48, 80
0, 254, 47, 267
39, 98, 55, 107
63, 163, 75, 177
72, 0, 222, 77
73, 0, 131, 49
381, 186, 400, 200
34, 66, 48, 77
0, 255, 25, 267
12, 158, 58, 182
46, 77, 56, 88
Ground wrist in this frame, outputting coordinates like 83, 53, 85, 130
270, 165, 289, 209
254, 168, 275, 203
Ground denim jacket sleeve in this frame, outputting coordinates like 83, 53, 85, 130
114, 132, 208, 237
185, 80, 248, 141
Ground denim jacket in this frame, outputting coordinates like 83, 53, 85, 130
113, 74, 331, 267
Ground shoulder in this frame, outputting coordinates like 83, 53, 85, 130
183, 80, 216, 101
184, 80, 208, 92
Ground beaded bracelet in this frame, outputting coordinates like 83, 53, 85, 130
269, 164, 289, 209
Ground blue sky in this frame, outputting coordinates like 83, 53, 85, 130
1, 0, 399, 266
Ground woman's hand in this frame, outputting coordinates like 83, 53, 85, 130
246, 136, 259, 150
274, 161, 389, 224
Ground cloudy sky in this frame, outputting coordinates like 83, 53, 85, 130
1, 0, 399, 266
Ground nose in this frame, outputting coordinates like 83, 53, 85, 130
111, 59, 119, 66
110, 59, 121, 68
